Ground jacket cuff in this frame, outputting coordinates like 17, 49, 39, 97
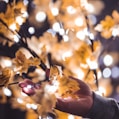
84, 92, 115, 119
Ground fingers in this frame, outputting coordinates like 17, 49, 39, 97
56, 95, 93, 116
68, 76, 92, 96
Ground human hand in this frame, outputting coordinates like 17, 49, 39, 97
56, 76, 93, 117
19, 76, 93, 117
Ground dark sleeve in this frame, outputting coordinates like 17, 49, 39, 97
84, 92, 119, 119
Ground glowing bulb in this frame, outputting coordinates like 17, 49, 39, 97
111, 66, 119, 78
14, 35, 19, 43
36, 11, 46, 22
16, 16, 24, 25
44, 83, 59, 94
51, 7, 59, 16
85, 3, 95, 13
1, 59, 12, 67
9, 23, 17, 31
3, 0, 9, 3
99, 87, 106, 95
74, 17, 84, 27
17, 98, 23, 104
59, 28, 65, 35
95, 87, 106, 96
3, 88, 12, 96
31, 104, 38, 110
97, 70, 102, 79
76, 30, 85, 40
22, 11, 29, 18
89, 33, 94, 40
68, 114, 75, 119
86, 58, 98, 70
23, 0, 29, 5
26, 103, 31, 109
112, 27, 119, 37
102, 68, 111, 78
62, 51, 72, 61
52, 22, 60, 32
21, 92, 28, 97
73, 68, 85, 80
103, 54, 113, 66
67, 6, 76, 14
28, 27, 35, 34
63, 35, 69, 42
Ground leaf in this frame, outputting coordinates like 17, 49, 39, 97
0, 67, 13, 86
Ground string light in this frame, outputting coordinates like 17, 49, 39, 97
52, 22, 61, 32
16, 16, 25, 25
102, 68, 111, 78
35, 11, 46, 22
51, 7, 59, 16
74, 17, 84, 27
9, 23, 17, 31
3, 87, 12, 97
103, 54, 113, 66
111, 66, 119, 78
17, 98, 23, 104
67, 6, 76, 14
28, 27, 35, 34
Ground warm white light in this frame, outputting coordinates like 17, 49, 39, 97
74, 17, 84, 27
103, 54, 113, 66
17, 98, 23, 104
23, 0, 29, 5
51, 7, 59, 16
97, 70, 102, 79
67, 6, 76, 14
73, 68, 85, 80
16, 16, 24, 25
3, 88, 12, 97
1, 59, 12, 67
44, 82, 59, 94
102, 68, 111, 78
95, 24, 103, 32
14, 35, 19, 42
85, 3, 95, 13
89, 33, 94, 40
3, 0, 9, 3
22, 11, 29, 18
111, 66, 119, 78
36, 11, 46, 22
9, 23, 17, 31
68, 114, 75, 119
112, 27, 119, 37
31, 104, 38, 110
88, 15, 97, 25
52, 22, 60, 32
21, 92, 28, 97
59, 28, 65, 35
99, 87, 106, 95
26, 103, 31, 109
28, 27, 35, 34
95, 87, 106, 96
62, 51, 72, 61
63, 35, 69, 42
76, 30, 86, 40
86, 58, 98, 70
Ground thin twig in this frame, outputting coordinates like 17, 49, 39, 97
84, 14, 99, 88
0, 82, 19, 87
